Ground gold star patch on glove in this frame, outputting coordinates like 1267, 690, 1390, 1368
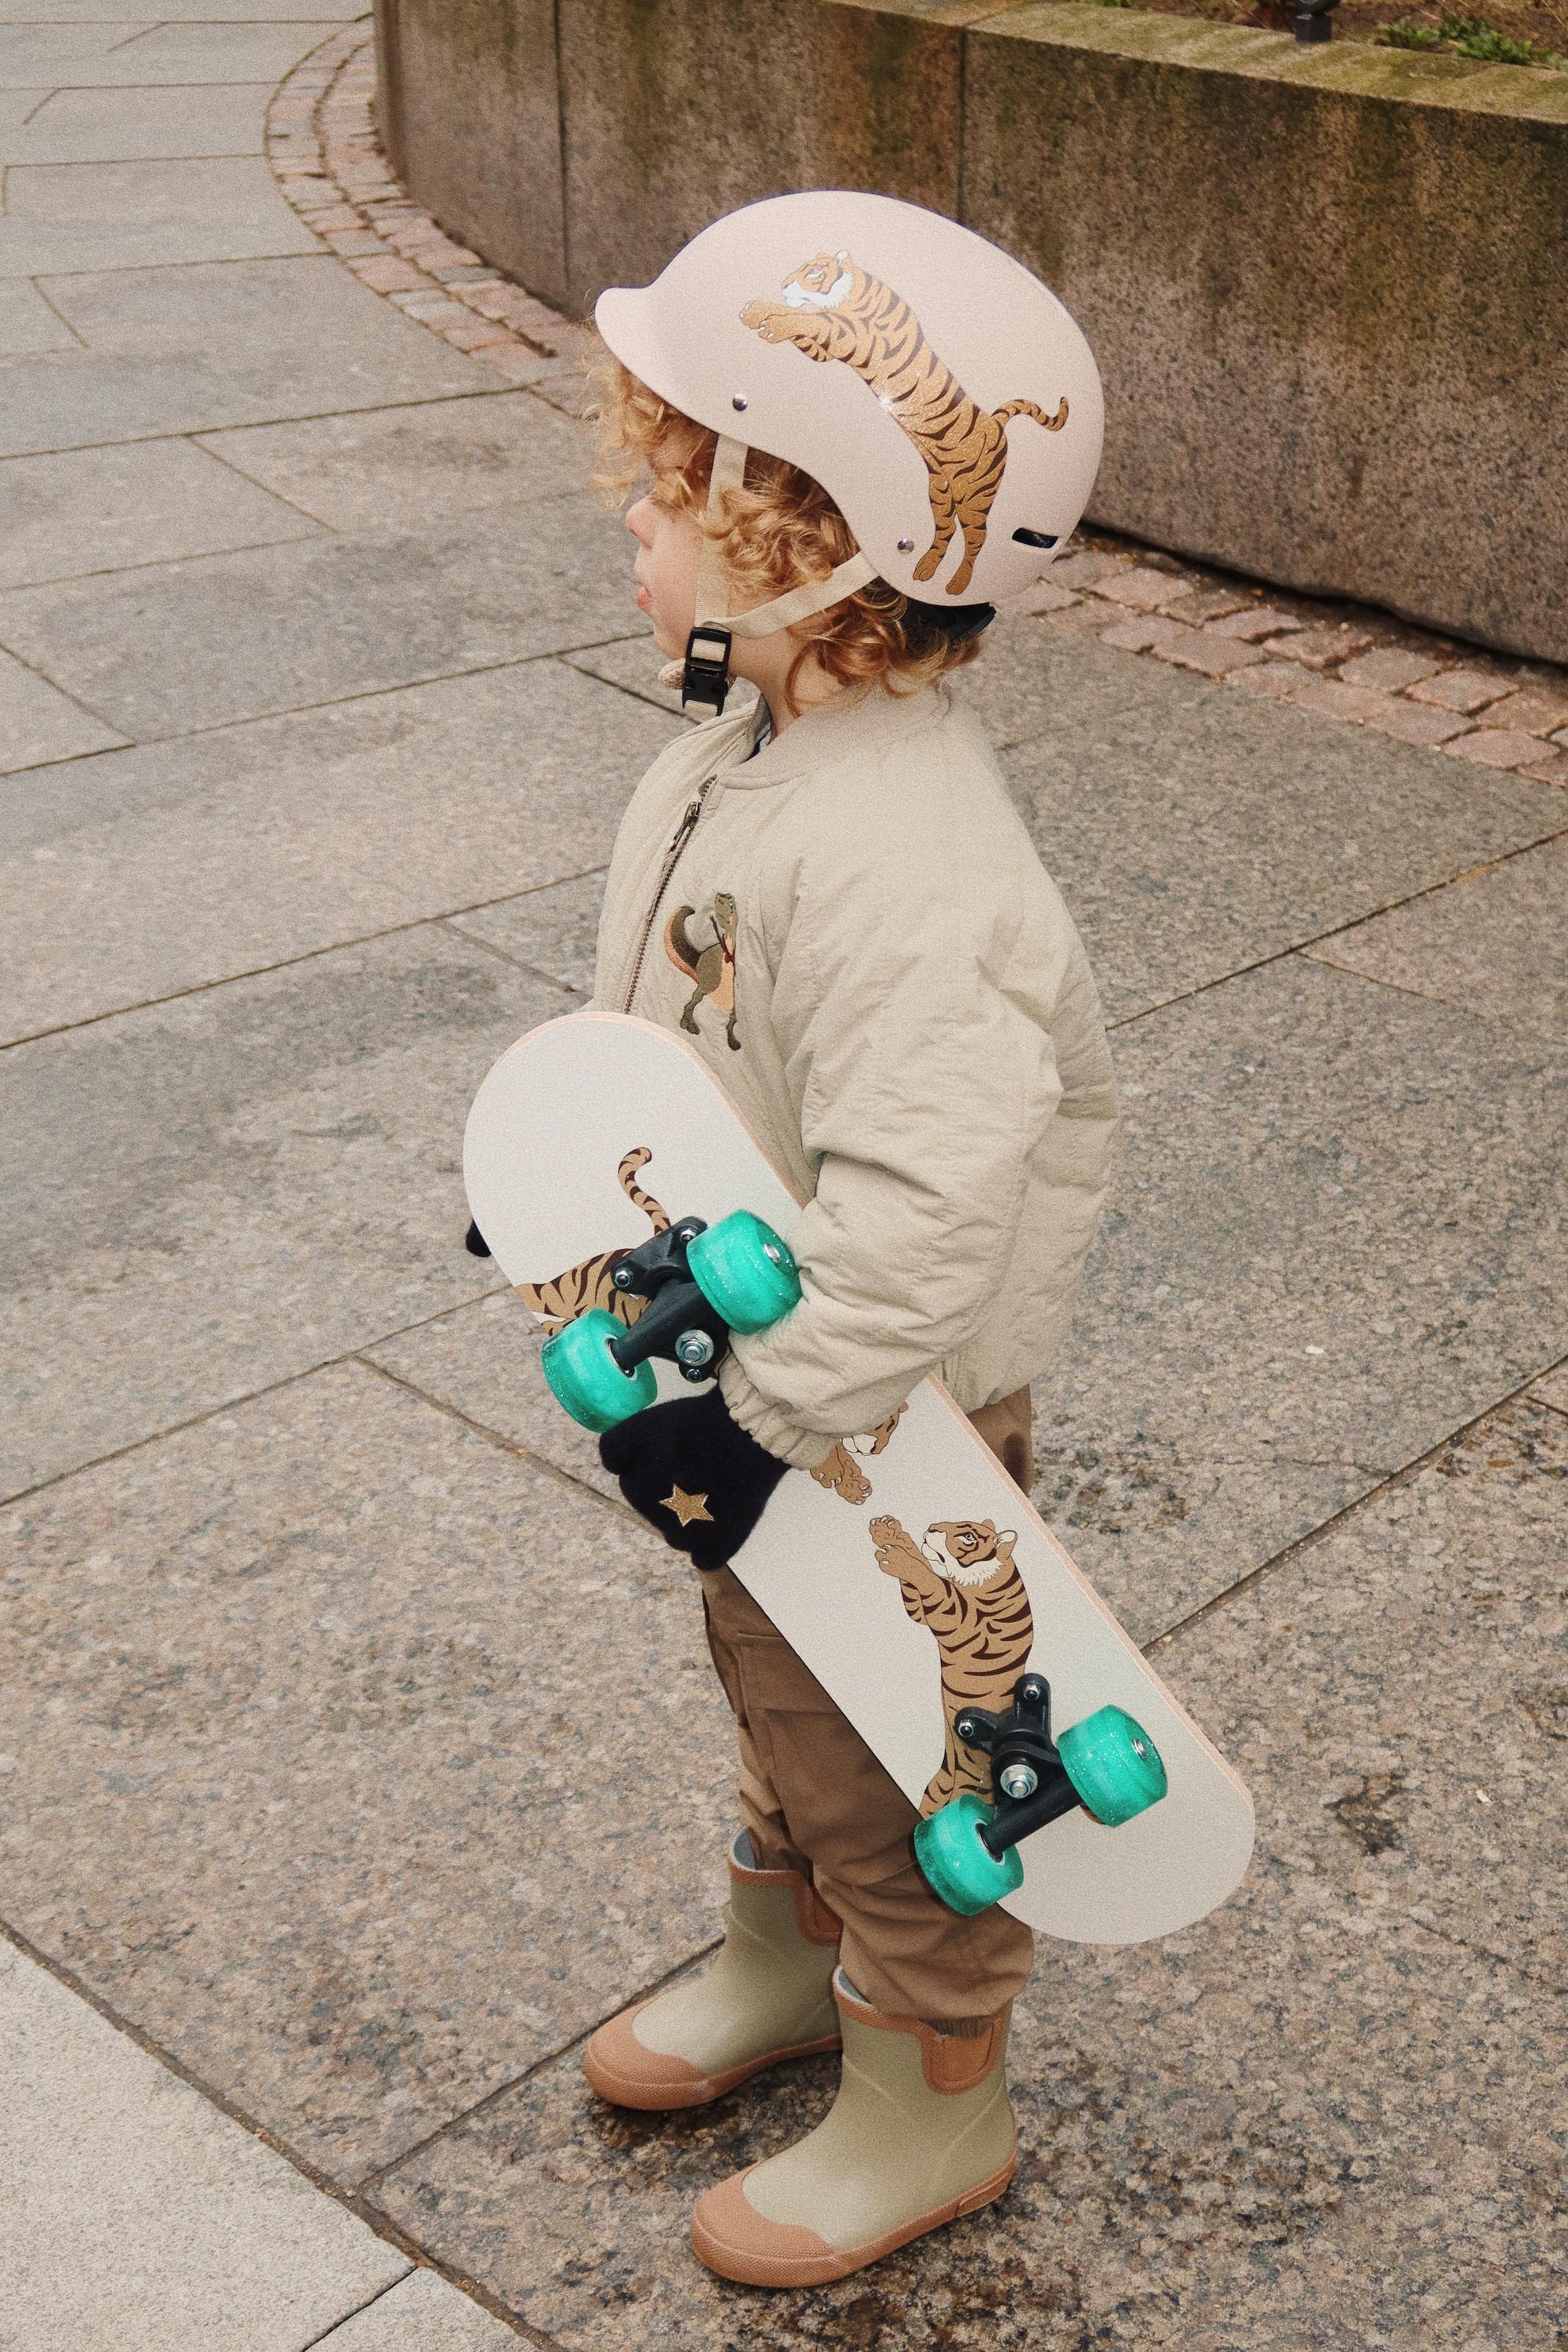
661, 1486, 715, 1528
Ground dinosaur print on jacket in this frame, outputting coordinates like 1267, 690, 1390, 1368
665, 893, 740, 1050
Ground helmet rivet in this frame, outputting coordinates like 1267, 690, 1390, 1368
897, 536, 914, 553
731, 394, 748, 412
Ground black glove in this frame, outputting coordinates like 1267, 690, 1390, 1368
600, 1385, 789, 1570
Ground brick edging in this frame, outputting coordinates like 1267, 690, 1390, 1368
263, 21, 598, 417
265, 27, 1568, 782
1013, 557, 1568, 782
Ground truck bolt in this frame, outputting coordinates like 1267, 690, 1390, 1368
1000, 1762, 1039, 1802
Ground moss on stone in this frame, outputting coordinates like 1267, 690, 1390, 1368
990, 1, 1568, 112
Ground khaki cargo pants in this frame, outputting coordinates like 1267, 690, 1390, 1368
699, 1387, 1036, 2023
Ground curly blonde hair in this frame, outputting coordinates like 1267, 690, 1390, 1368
594, 363, 984, 714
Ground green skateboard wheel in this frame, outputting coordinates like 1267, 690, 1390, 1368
913, 1794, 1025, 1918
687, 1210, 801, 1335
1057, 1706, 1168, 1827
540, 1308, 657, 1432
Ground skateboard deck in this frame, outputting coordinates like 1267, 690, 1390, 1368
464, 1010, 1254, 1944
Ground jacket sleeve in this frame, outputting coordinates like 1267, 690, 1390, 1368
718, 772, 1064, 1465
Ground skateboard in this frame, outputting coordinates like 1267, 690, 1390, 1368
463, 1010, 1254, 1941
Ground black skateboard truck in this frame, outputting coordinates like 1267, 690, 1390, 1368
605, 1218, 730, 1384
953, 1675, 1083, 1857
540, 1210, 801, 1433
915, 1674, 1168, 1915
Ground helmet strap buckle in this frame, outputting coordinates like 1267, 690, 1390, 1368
681, 624, 733, 717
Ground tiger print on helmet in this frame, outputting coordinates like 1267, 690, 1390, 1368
740, 249, 1068, 599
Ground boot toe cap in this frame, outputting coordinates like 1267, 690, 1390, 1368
690, 2169, 838, 2287
583, 2004, 713, 2111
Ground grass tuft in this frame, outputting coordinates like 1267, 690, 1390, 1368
1379, 10, 1566, 62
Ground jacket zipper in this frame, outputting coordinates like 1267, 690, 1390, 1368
622, 778, 714, 1014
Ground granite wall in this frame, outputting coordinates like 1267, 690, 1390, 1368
372, 0, 1568, 663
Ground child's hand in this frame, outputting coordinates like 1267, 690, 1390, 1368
599, 1388, 789, 1571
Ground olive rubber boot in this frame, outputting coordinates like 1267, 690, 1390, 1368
583, 1834, 841, 2110
689, 1968, 1017, 2285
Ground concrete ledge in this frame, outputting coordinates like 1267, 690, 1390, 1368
372, 0, 1568, 662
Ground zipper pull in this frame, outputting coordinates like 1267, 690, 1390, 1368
667, 800, 701, 854
666, 777, 714, 855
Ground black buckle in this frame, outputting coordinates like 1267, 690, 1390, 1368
681, 625, 732, 717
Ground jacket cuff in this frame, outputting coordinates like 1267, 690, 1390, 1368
718, 1354, 836, 1472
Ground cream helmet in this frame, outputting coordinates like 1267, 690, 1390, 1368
595, 189, 1104, 713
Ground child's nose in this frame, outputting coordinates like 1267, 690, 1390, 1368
626, 497, 655, 548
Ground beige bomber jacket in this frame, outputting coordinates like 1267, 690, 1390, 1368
591, 677, 1117, 1469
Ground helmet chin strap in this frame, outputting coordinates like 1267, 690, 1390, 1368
679, 435, 877, 717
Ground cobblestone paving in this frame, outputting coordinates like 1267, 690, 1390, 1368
2, 12, 1566, 2350
267, 26, 600, 417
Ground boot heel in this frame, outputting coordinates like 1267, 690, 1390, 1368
955, 2154, 1018, 2216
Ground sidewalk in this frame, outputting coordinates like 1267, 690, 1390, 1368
2, 9, 1565, 2347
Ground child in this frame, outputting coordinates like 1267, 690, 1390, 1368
579, 191, 1117, 2288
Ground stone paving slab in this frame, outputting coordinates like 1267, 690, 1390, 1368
318, 2267, 520, 2349
200, 390, 592, 529
0, 18, 346, 85
0, 434, 323, 589
0, 1939, 410, 2352
446, 869, 607, 1000
0, 660, 676, 1040
0, 1359, 735, 2180
1306, 833, 1568, 1045
1031, 953, 1568, 1639
0, 17, 143, 81
560, 632, 693, 717
1533, 1367, 1568, 1415
0, 275, 78, 356
368, 1851, 1566, 2348
0, 498, 636, 737
983, 620, 1567, 1025
0, 641, 124, 771
0, 81, 271, 164
366, 1293, 621, 1512
2, 258, 500, 458
1, 928, 571, 1496
0, 155, 321, 277
1170, 1399, 1567, 1991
